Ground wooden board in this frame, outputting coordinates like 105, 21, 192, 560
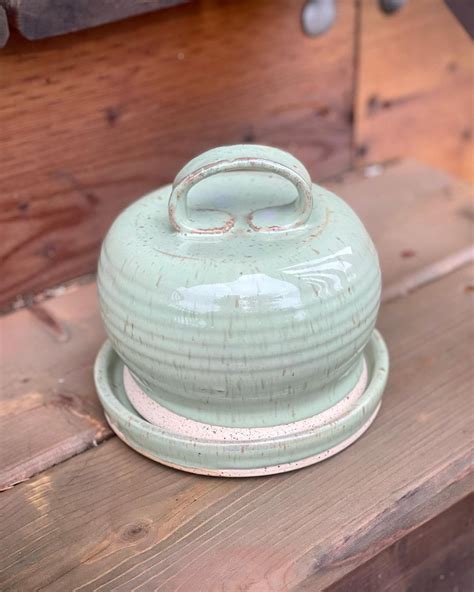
0, 5, 8, 47
0, 0, 355, 307
0, 283, 110, 490
1, 264, 472, 591
445, 0, 474, 38
1, 160, 472, 490
354, 0, 474, 183
1, 0, 187, 40
327, 160, 474, 301
324, 494, 474, 592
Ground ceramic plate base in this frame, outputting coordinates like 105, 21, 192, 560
94, 330, 389, 477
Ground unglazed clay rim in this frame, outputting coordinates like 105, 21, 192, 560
123, 361, 368, 440
107, 404, 380, 477
94, 330, 389, 476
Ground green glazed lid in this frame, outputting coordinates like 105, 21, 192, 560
95, 145, 388, 476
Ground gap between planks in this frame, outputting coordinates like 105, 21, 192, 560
382, 244, 474, 303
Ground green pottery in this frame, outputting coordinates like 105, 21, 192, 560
95, 145, 389, 476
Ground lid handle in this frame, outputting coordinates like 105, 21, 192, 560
168, 145, 313, 235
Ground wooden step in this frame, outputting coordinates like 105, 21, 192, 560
1, 160, 472, 490
1, 264, 472, 591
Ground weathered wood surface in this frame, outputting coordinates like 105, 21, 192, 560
1, 264, 472, 591
323, 494, 474, 592
0, 5, 8, 47
355, 0, 473, 183
1, 161, 472, 490
0, 283, 109, 490
444, 0, 474, 38
0, 0, 355, 307
327, 160, 474, 299
1, 0, 187, 40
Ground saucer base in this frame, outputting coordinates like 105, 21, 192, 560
94, 330, 389, 477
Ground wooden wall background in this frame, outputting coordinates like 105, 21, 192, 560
0, 0, 472, 308
355, 0, 473, 181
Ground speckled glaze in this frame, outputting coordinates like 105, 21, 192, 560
95, 332, 387, 476
95, 145, 388, 475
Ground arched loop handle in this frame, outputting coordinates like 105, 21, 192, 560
168, 146, 313, 235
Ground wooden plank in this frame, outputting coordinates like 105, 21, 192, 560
0, 0, 356, 307
1, 0, 187, 40
0, 160, 472, 490
444, 0, 474, 38
0, 264, 472, 591
0, 283, 110, 490
0, 5, 8, 47
354, 0, 474, 183
323, 494, 474, 592
326, 160, 474, 299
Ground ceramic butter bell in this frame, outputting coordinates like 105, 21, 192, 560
94, 145, 388, 476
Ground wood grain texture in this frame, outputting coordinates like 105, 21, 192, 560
0, 283, 110, 490
323, 494, 474, 592
1, 0, 187, 40
0, 0, 355, 307
1, 264, 472, 591
0, 5, 9, 47
327, 160, 474, 298
1, 161, 472, 490
355, 0, 474, 183
444, 0, 474, 38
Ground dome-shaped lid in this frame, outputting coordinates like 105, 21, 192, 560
100, 144, 379, 305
